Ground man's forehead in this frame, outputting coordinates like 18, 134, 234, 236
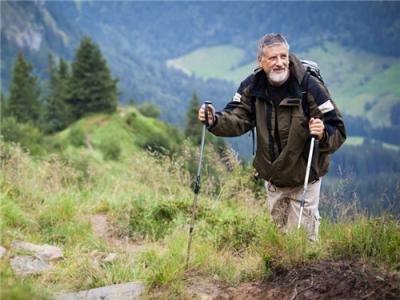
264, 43, 289, 55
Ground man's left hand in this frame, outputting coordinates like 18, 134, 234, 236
309, 118, 325, 140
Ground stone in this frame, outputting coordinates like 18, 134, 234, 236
11, 256, 54, 276
0, 246, 7, 259
57, 281, 145, 300
12, 240, 63, 261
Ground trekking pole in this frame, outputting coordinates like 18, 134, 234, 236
297, 136, 316, 229
185, 100, 212, 270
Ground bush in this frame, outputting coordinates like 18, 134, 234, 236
68, 127, 86, 147
99, 140, 121, 161
139, 132, 171, 155
125, 111, 137, 126
0, 117, 44, 155
137, 102, 161, 119
213, 211, 259, 251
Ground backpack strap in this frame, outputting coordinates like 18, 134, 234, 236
251, 127, 255, 156
300, 72, 320, 167
300, 73, 311, 120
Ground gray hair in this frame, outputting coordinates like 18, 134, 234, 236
257, 33, 290, 58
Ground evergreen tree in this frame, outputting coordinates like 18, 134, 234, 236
43, 54, 71, 133
68, 36, 118, 120
1, 92, 7, 121
184, 91, 203, 144
8, 53, 41, 124
184, 91, 226, 153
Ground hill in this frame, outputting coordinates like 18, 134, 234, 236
1, 110, 399, 299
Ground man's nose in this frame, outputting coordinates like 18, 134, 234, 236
276, 57, 284, 66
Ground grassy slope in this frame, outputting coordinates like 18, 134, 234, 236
346, 136, 400, 151
1, 110, 399, 298
167, 42, 400, 126
167, 45, 254, 84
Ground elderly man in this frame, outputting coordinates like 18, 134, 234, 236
198, 33, 346, 240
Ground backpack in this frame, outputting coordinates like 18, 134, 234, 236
300, 59, 324, 84
250, 59, 325, 156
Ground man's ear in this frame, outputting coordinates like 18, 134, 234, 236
257, 55, 263, 67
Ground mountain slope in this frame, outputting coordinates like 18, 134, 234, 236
2, 1, 400, 124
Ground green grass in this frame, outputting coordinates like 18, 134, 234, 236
1, 111, 399, 298
168, 42, 400, 126
346, 136, 400, 151
345, 136, 364, 146
167, 45, 254, 83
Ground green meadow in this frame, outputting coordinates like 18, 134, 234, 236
1, 107, 399, 298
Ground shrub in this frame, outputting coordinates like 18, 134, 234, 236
99, 140, 121, 161
68, 127, 86, 147
139, 132, 171, 155
0, 117, 44, 155
125, 111, 137, 126
137, 102, 161, 119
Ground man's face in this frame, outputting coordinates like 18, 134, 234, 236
258, 43, 290, 86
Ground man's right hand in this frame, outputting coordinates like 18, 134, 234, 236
198, 103, 215, 126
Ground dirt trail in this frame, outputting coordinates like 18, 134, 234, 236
184, 260, 400, 300
90, 214, 156, 253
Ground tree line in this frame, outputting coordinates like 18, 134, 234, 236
1, 36, 118, 136
1, 35, 225, 156
345, 115, 400, 146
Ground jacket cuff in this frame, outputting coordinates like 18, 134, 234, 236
207, 115, 218, 130
319, 129, 329, 147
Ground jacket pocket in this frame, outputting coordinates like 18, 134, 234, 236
310, 145, 329, 180
253, 150, 273, 181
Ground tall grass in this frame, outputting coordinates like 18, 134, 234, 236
1, 137, 399, 298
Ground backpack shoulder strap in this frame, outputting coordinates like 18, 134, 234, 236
300, 72, 311, 119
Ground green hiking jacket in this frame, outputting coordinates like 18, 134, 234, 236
209, 54, 346, 187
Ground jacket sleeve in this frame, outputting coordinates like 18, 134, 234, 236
306, 76, 347, 154
208, 81, 255, 137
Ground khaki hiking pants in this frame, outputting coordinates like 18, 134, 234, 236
266, 179, 321, 241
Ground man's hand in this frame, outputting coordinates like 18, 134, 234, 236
198, 103, 215, 126
309, 118, 324, 140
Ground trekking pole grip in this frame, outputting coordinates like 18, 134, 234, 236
204, 100, 212, 128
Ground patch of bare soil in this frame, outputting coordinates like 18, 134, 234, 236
184, 260, 400, 300
90, 214, 154, 253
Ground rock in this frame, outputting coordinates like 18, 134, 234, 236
0, 246, 7, 259
11, 256, 54, 276
57, 281, 145, 300
12, 240, 63, 261
103, 253, 118, 263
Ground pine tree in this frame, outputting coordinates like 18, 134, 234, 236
43, 54, 71, 133
68, 36, 118, 120
184, 91, 226, 153
1, 92, 7, 120
8, 53, 41, 124
184, 91, 203, 144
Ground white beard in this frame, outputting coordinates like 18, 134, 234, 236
268, 68, 289, 85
